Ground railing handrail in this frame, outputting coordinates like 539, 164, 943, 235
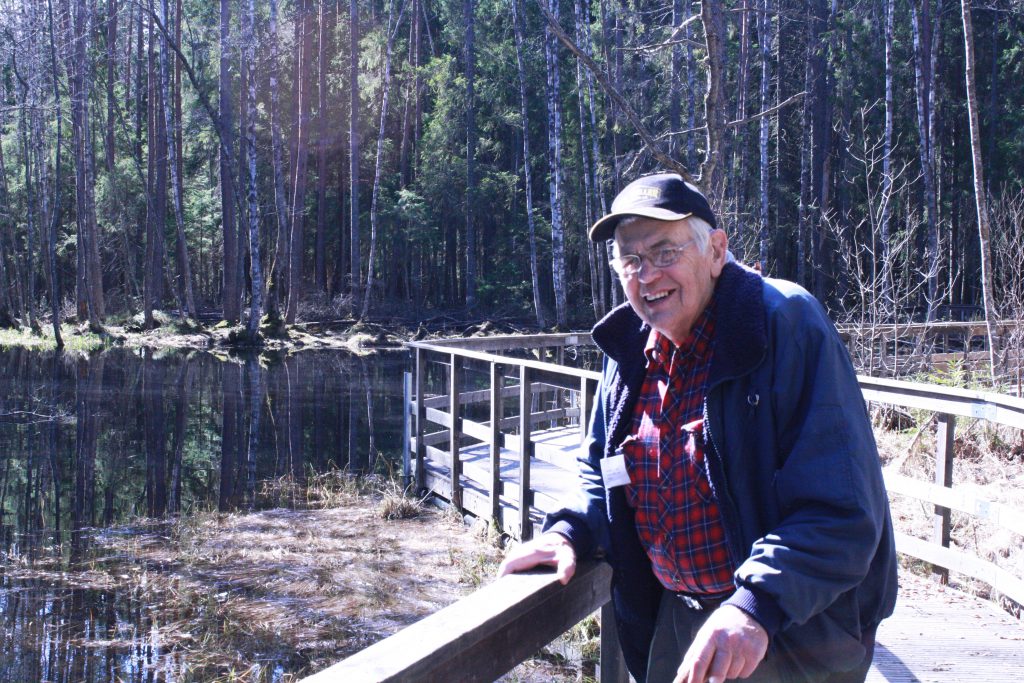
858, 375, 1024, 429
408, 335, 601, 382
299, 561, 614, 683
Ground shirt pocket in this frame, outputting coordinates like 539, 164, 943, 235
681, 419, 715, 504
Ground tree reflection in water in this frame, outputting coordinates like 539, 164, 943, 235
0, 347, 406, 681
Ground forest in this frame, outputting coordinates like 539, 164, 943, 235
1, 0, 1023, 344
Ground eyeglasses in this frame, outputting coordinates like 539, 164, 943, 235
608, 238, 699, 279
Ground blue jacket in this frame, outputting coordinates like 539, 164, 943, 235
546, 262, 898, 681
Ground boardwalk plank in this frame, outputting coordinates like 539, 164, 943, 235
869, 572, 1024, 682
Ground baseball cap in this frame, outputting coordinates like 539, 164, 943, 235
588, 172, 717, 242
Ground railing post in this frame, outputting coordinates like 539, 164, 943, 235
580, 377, 595, 440
415, 348, 427, 494
450, 353, 463, 511
519, 364, 533, 540
403, 371, 412, 490
490, 362, 503, 526
933, 412, 956, 584
599, 602, 629, 683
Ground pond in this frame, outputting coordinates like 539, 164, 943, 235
0, 346, 412, 681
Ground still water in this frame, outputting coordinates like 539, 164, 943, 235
0, 346, 408, 681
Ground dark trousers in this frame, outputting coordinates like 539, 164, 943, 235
645, 589, 876, 683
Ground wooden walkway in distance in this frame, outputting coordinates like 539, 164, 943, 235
869, 571, 1024, 682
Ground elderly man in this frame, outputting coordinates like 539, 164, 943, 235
499, 173, 897, 683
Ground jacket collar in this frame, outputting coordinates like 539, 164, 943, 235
592, 262, 767, 382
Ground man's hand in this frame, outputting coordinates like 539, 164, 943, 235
673, 605, 769, 683
496, 532, 577, 585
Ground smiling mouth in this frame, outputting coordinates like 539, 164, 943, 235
643, 290, 671, 303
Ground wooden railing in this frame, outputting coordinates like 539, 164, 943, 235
860, 376, 1024, 603
304, 334, 1024, 683
301, 561, 623, 683
404, 334, 600, 540
836, 319, 1023, 381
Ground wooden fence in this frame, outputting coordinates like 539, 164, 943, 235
405, 334, 600, 540
303, 334, 1024, 683
837, 319, 1023, 385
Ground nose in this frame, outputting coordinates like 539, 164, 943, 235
636, 258, 661, 283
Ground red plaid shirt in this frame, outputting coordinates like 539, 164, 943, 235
622, 305, 735, 594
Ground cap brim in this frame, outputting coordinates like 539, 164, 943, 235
588, 208, 695, 242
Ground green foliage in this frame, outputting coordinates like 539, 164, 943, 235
1, 0, 1024, 327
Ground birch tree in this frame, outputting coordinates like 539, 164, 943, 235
220, 0, 239, 322
464, 0, 478, 312
363, 0, 407, 319
544, 0, 567, 328
349, 0, 362, 311
160, 0, 195, 317
286, 0, 314, 324
243, 0, 264, 341
960, 0, 997, 383
510, 0, 545, 328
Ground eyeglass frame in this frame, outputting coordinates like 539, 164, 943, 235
608, 237, 703, 279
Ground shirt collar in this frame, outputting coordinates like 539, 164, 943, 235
643, 296, 717, 366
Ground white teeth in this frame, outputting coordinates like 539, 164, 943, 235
644, 291, 669, 302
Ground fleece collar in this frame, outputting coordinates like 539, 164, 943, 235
591, 262, 767, 383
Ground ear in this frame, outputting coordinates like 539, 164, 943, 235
708, 229, 729, 277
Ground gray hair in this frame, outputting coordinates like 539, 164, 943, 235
614, 215, 714, 254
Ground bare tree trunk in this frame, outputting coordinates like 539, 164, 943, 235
220, 0, 239, 322
363, 0, 407, 320
243, 0, 264, 341
797, 0, 826, 290
700, 0, 728, 204
315, 0, 330, 295
757, 0, 773, 274
46, 0, 64, 346
286, 0, 314, 323
669, 0, 683, 160
685, 0, 698, 169
544, 0, 567, 328
574, 0, 603, 321
880, 0, 894, 307
144, 1, 163, 327
463, 0, 478, 312
263, 0, 288, 323
68, 0, 97, 326
0, 86, 16, 326
349, 0, 362, 311
160, 0, 195, 317
105, 0, 117, 173
731, 0, 753, 250
13, 48, 38, 331
912, 0, 941, 320
510, 0, 545, 328
960, 0, 998, 384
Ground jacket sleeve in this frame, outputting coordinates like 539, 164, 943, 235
541, 358, 616, 559
728, 290, 890, 635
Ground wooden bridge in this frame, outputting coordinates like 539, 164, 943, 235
305, 333, 1024, 682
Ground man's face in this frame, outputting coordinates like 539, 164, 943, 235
613, 217, 728, 346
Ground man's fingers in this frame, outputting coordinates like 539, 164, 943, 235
497, 533, 577, 583
552, 545, 577, 584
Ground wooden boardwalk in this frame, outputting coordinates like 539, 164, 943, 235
869, 572, 1024, 682
431, 425, 1024, 682
403, 336, 1024, 682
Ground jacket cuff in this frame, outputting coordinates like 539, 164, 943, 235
542, 516, 595, 558
725, 586, 785, 637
